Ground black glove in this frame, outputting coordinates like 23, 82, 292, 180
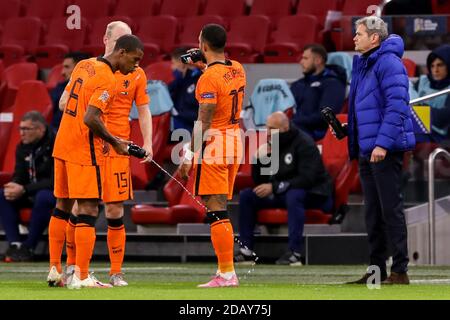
127, 144, 147, 159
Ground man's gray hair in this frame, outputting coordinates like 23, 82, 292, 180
22, 111, 46, 126
355, 16, 388, 42
105, 21, 132, 38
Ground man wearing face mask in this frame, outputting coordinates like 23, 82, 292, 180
290, 44, 347, 141
236, 112, 333, 266
169, 47, 201, 133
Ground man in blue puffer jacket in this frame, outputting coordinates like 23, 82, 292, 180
345, 17, 416, 285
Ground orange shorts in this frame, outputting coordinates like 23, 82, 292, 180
54, 158, 104, 199
103, 156, 133, 203
193, 160, 240, 200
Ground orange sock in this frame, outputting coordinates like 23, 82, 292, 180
48, 209, 70, 273
107, 218, 126, 275
65, 214, 77, 266
74, 215, 96, 280
210, 218, 235, 274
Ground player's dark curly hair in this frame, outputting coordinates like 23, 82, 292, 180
201, 24, 226, 53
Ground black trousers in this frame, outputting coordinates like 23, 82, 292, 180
359, 152, 409, 276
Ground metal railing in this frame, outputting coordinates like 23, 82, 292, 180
409, 87, 450, 265
409, 88, 450, 105
428, 148, 450, 265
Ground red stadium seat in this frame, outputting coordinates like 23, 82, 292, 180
24, 0, 66, 27
178, 16, 226, 48
402, 58, 417, 77
250, 0, 292, 27
160, 0, 202, 19
0, 118, 13, 169
264, 14, 318, 63
35, 17, 88, 68
69, 0, 113, 20
82, 16, 134, 57
113, 0, 160, 19
45, 63, 64, 91
227, 15, 270, 63
129, 112, 171, 189
0, 17, 42, 66
257, 114, 357, 225
129, 119, 149, 190
136, 16, 178, 66
431, 0, 450, 14
0, 62, 38, 112
203, 0, 246, 26
131, 168, 206, 225
0, 80, 52, 186
329, 16, 354, 51
0, 0, 21, 25
296, 0, 339, 28
147, 112, 171, 184
144, 61, 174, 84
341, 0, 380, 15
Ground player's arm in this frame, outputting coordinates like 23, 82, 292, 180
136, 104, 153, 162
189, 103, 216, 153
59, 91, 69, 111
84, 106, 130, 155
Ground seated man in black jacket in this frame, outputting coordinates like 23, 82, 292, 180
0, 111, 56, 262
236, 112, 333, 265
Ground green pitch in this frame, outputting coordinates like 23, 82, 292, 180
1, 262, 450, 300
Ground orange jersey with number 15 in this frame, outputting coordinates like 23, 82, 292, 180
53, 57, 116, 166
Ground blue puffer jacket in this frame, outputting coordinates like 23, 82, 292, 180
348, 35, 416, 159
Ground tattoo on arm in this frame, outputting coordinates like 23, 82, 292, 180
83, 106, 117, 145
191, 103, 216, 153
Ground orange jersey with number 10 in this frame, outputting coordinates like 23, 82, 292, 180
53, 57, 116, 166
195, 60, 246, 132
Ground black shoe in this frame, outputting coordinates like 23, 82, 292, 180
235, 252, 257, 265
4, 244, 21, 262
275, 251, 303, 266
16, 245, 34, 262
346, 273, 387, 284
381, 272, 410, 285
329, 204, 349, 225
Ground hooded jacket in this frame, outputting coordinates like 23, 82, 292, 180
347, 35, 416, 159
290, 64, 347, 141
12, 126, 55, 197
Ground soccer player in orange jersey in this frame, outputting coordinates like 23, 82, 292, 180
48, 22, 152, 288
47, 35, 144, 289
179, 24, 246, 288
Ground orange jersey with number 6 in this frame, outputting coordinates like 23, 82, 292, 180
53, 57, 116, 166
